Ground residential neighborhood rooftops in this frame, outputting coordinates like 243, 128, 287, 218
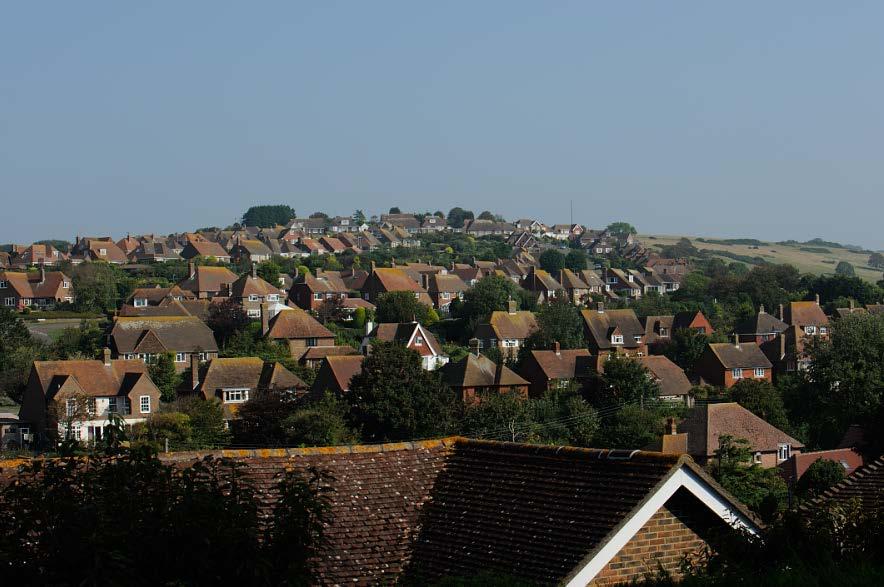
581, 308, 645, 350
707, 342, 772, 369
440, 353, 528, 389
680, 402, 803, 458
195, 357, 306, 401
484, 308, 538, 340
265, 307, 334, 340
31, 359, 151, 399
110, 316, 218, 354
784, 300, 829, 327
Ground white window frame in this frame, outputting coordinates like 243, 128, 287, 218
804, 325, 817, 335
820, 326, 828, 335
0, 280, 7, 288
611, 335, 624, 345
777, 443, 791, 462
267, 294, 279, 302
99, 248, 107, 256
248, 294, 260, 302
133, 298, 148, 307
732, 368, 743, 380
140, 395, 151, 414
247, 309, 261, 318
313, 293, 324, 300
62, 281, 70, 288
503, 339, 518, 348
4, 297, 15, 306
414, 336, 424, 346
66, 398, 77, 417
107, 397, 118, 413
754, 368, 765, 378
175, 352, 186, 363
223, 388, 249, 403
753, 452, 763, 464
22, 299, 31, 306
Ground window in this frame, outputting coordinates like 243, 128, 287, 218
414, 336, 424, 346
69, 423, 82, 441
4, 297, 15, 306
99, 248, 107, 256
732, 368, 743, 380
441, 292, 450, 299
633, 335, 642, 342
248, 294, 260, 302
805, 325, 817, 335
413, 293, 420, 300
659, 328, 668, 337
66, 398, 77, 417
22, 299, 31, 306
133, 298, 148, 307
306, 337, 318, 347
503, 339, 518, 348
820, 326, 828, 335
175, 352, 186, 362
314, 293, 324, 300
19, 426, 30, 439
198, 352, 208, 361
140, 395, 151, 414
87, 398, 96, 416
223, 389, 249, 403
753, 452, 763, 464
611, 335, 624, 344
0, 280, 7, 288
777, 443, 791, 462
121, 397, 131, 414
247, 309, 260, 318
107, 397, 118, 413
754, 368, 766, 378
267, 294, 279, 302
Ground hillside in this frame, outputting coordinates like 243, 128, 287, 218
642, 234, 883, 283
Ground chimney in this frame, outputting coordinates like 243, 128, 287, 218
596, 301, 605, 313
188, 261, 196, 280
759, 304, 765, 314
190, 353, 200, 390
250, 262, 257, 279
778, 304, 784, 320
260, 302, 271, 337
494, 358, 504, 386
553, 341, 561, 355
370, 260, 376, 274
469, 338, 481, 357
293, 266, 299, 279
815, 293, 820, 305
103, 347, 111, 366
391, 257, 396, 267
507, 296, 517, 315
667, 417, 677, 435
365, 319, 374, 336
733, 334, 741, 349
421, 273, 430, 290
39, 265, 45, 285
849, 299, 855, 310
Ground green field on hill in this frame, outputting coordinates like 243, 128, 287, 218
642, 234, 883, 283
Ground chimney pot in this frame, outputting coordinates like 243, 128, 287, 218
759, 304, 765, 314
507, 296, 517, 315
553, 341, 560, 355
668, 417, 677, 435
596, 301, 605, 313
815, 293, 820, 305
191, 353, 200, 390
251, 262, 257, 279
849, 299, 855, 310
103, 347, 111, 366
469, 337, 481, 357
778, 303, 784, 320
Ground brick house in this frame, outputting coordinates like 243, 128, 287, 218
439, 348, 529, 402
310, 355, 364, 396
188, 356, 307, 422
179, 240, 232, 263
784, 296, 830, 338
640, 315, 675, 348
556, 269, 590, 304
0, 267, 72, 310
361, 322, 449, 371
287, 269, 349, 312
520, 266, 563, 304
263, 306, 336, 358
70, 237, 129, 264
694, 341, 773, 388
422, 273, 469, 313
176, 263, 238, 298
359, 266, 433, 306
228, 265, 283, 318
230, 239, 273, 264
581, 304, 647, 357
778, 448, 863, 487
18, 350, 162, 444
734, 304, 789, 344
667, 402, 804, 468
15, 243, 69, 266
518, 342, 591, 397
109, 316, 219, 370
673, 310, 714, 335
473, 299, 538, 357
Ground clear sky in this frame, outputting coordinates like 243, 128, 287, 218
2, 2, 883, 248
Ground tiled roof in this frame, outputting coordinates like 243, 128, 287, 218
641, 315, 674, 343
182, 240, 230, 259
486, 310, 537, 340
311, 355, 364, 394
679, 402, 803, 458
424, 273, 469, 294
297, 271, 348, 294
708, 342, 772, 369
197, 357, 306, 401
236, 239, 273, 256
177, 265, 237, 294
110, 316, 218, 354
368, 323, 443, 356
266, 308, 334, 340
440, 353, 528, 388
527, 348, 591, 380
734, 307, 788, 335
368, 268, 425, 293
558, 269, 589, 290
636, 356, 692, 397
32, 359, 152, 399
581, 309, 645, 350
230, 274, 281, 298
778, 448, 864, 484
808, 455, 884, 514
784, 301, 829, 327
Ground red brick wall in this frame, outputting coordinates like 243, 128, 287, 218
591, 489, 722, 586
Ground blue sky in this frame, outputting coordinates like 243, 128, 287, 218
2, 2, 883, 248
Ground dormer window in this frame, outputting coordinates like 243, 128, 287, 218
99, 248, 107, 256
805, 325, 817, 335
134, 298, 148, 307
633, 335, 642, 342
223, 389, 249, 403
611, 334, 624, 344
659, 327, 668, 337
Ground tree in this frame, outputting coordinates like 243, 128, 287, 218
388, 206, 401, 214
729, 379, 790, 432
520, 297, 584, 354
353, 209, 366, 224
606, 221, 637, 237
51, 321, 104, 359
207, 298, 250, 346
869, 252, 884, 269
589, 355, 661, 408
309, 211, 329, 219
595, 405, 661, 449
131, 412, 193, 451
446, 207, 474, 229
458, 275, 521, 324
835, 261, 856, 277
477, 210, 495, 221
283, 393, 357, 446
564, 249, 588, 272
173, 396, 231, 448
796, 458, 845, 499
148, 352, 182, 403
256, 260, 281, 285
710, 435, 788, 521
538, 249, 565, 274
241, 204, 296, 227
660, 237, 700, 259
347, 342, 460, 441
375, 291, 435, 325
234, 388, 299, 446
72, 262, 119, 313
